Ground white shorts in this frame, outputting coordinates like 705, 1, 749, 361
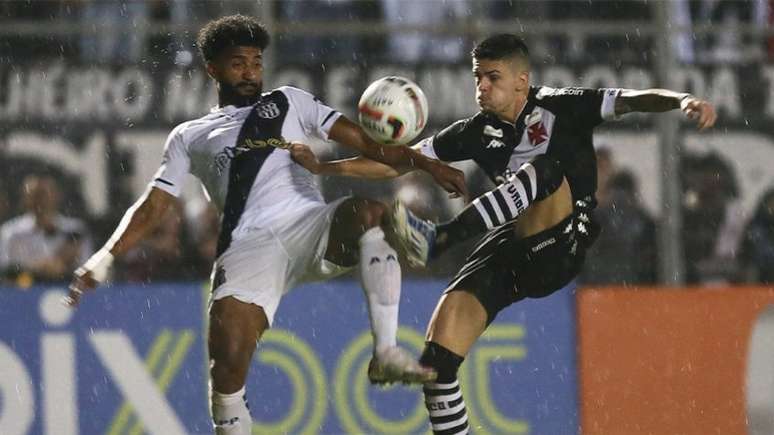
210, 197, 351, 325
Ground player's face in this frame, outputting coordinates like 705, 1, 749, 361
207, 46, 264, 105
473, 57, 529, 119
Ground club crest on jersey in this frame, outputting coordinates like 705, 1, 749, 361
526, 110, 548, 147
256, 101, 281, 119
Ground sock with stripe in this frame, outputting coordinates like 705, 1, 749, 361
212, 386, 252, 435
359, 227, 401, 352
433, 155, 563, 256
420, 342, 468, 434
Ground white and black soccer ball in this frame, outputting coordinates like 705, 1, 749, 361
357, 76, 428, 146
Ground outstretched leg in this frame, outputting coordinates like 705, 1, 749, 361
393, 155, 565, 267
209, 297, 269, 435
420, 178, 575, 434
326, 197, 436, 384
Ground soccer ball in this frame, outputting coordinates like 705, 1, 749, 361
358, 76, 429, 146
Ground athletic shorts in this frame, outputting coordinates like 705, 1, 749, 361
210, 197, 351, 325
446, 214, 586, 325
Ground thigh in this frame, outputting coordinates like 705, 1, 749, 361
324, 197, 387, 266
208, 296, 269, 391
425, 291, 488, 358
209, 297, 269, 351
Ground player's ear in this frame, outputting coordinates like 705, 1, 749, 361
205, 62, 218, 80
516, 70, 529, 92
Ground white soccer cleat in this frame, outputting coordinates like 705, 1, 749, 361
368, 346, 437, 385
391, 200, 437, 268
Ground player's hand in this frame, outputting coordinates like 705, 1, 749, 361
63, 269, 98, 307
289, 142, 322, 174
62, 248, 113, 307
680, 96, 717, 130
426, 161, 468, 202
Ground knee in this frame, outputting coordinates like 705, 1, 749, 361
349, 198, 388, 230
522, 155, 564, 201
210, 336, 254, 387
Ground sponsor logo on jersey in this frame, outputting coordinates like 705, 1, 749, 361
483, 125, 503, 138
487, 138, 505, 149
213, 137, 290, 173
536, 86, 586, 99
256, 101, 281, 119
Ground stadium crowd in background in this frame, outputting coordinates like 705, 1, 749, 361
1, 1, 774, 288
2, 1, 773, 64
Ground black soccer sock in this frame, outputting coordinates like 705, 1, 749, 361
420, 342, 468, 434
433, 156, 563, 256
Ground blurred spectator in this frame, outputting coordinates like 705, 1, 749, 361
0, 181, 10, 226
740, 188, 774, 284
682, 152, 745, 284
117, 198, 201, 282
690, 0, 769, 63
186, 200, 220, 280
0, 174, 92, 286
581, 170, 657, 286
276, 0, 383, 65
381, 0, 471, 64
545, 0, 652, 63
594, 147, 615, 207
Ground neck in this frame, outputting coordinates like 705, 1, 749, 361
217, 86, 261, 108
217, 94, 259, 108
501, 94, 528, 123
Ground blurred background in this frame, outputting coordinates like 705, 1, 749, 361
0, 0, 773, 287
3, 2, 774, 435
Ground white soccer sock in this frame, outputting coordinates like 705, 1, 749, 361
359, 227, 401, 353
212, 386, 252, 435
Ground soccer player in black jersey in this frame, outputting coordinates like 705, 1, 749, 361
289, 33, 716, 434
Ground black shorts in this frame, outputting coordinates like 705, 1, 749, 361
446, 214, 586, 325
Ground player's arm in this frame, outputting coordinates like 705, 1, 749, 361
328, 116, 467, 199
64, 187, 175, 306
614, 89, 717, 130
289, 142, 406, 179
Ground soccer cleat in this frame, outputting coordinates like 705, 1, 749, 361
368, 346, 437, 385
391, 200, 437, 268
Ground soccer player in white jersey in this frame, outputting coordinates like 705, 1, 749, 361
64, 15, 467, 435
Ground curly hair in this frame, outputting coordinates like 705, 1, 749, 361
196, 15, 270, 63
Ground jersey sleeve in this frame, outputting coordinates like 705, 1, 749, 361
282, 86, 341, 140
535, 87, 622, 127
417, 119, 476, 162
150, 125, 190, 197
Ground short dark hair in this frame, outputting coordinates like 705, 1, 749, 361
472, 34, 530, 66
197, 15, 270, 63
